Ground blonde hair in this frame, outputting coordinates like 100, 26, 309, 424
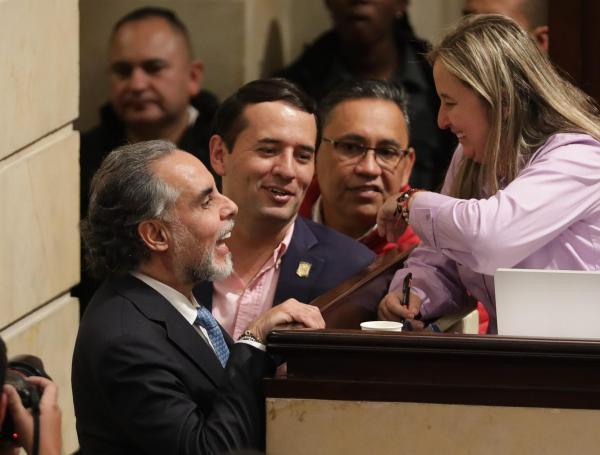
429, 14, 600, 198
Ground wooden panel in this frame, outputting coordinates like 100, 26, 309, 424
310, 249, 409, 329
0, 128, 80, 326
549, 0, 600, 104
2, 294, 80, 454
266, 330, 600, 409
0, 0, 78, 158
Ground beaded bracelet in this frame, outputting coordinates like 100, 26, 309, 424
394, 188, 421, 224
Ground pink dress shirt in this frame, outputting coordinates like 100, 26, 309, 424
212, 223, 295, 339
390, 133, 600, 333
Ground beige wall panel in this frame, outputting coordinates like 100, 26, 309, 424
1, 294, 79, 454
410, 0, 464, 43
0, 0, 78, 159
0, 128, 80, 327
267, 398, 600, 455
243, 0, 330, 81
79, 0, 245, 131
283, 1, 330, 64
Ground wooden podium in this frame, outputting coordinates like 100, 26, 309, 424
266, 329, 600, 408
263, 247, 600, 453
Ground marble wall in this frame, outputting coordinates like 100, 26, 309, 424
267, 398, 600, 454
0, 0, 80, 452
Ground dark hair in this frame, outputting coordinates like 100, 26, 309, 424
211, 77, 319, 150
81, 140, 180, 279
0, 337, 6, 387
318, 79, 410, 132
111, 6, 193, 56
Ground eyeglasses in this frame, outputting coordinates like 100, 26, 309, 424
322, 137, 410, 171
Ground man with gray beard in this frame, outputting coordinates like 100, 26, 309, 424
72, 140, 324, 454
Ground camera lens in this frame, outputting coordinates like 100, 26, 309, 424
0, 355, 49, 442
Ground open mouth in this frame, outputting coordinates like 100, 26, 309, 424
217, 221, 234, 242
215, 224, 234, 255
267, 187, 293, 196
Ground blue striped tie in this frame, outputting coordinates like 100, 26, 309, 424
195, 306, 229, 367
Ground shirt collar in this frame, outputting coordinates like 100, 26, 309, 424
311, 196, 324, 225
131, 271, 199, 325
274, 221, 295, 269
187, 104, 199, 127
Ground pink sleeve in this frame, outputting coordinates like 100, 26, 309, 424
409, 137, 600, 275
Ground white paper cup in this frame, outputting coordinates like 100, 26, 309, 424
360, 321, 404, 332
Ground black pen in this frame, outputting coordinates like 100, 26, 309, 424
401, 272, 412, 307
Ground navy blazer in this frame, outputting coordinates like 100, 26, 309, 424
72, 274, 275, 454
194, 217, 376, 309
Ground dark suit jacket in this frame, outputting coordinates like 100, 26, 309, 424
72, 274, 275, 455
194, 217, 376, 311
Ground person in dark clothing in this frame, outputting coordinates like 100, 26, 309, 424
80, 91, 219, 220
73, 140, 325, 454
75, 7, 219, 312
275, 0, 455, 190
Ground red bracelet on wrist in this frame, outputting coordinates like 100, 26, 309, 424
394, 188, 421, 224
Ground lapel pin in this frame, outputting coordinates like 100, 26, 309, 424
296, 261, 312, 278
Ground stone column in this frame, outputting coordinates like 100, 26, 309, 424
0, 0, 80, 452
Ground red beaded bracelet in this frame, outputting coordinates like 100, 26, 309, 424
394, 188, 421, 224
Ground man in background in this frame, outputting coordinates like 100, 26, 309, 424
197, 78, 375, 339
463, 0, 549, 51
300, 79, 419, 255
276, 0, 454, 191
76, 7, 218, 310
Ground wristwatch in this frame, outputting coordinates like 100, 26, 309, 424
238, 329, 264, 345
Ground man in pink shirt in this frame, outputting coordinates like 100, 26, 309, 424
194, 78, 375, 338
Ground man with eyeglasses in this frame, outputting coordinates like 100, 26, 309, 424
300, 79, 420, 255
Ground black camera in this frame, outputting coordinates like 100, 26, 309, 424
0, 355, 50, 443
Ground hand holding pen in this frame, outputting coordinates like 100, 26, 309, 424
399, 273, 424, 330
377, 272, 423, 324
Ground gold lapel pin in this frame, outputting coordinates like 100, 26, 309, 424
296, 261, 312, 278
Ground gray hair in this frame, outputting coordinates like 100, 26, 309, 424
82, 140, 180, 279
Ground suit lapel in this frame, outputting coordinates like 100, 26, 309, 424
112, 275, 224, 387
274, 218, 325, 305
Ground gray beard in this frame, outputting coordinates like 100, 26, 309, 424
185, 248, 233, 283
172, 220, 235, 284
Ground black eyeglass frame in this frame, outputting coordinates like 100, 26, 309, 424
322, 137, 410, 170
